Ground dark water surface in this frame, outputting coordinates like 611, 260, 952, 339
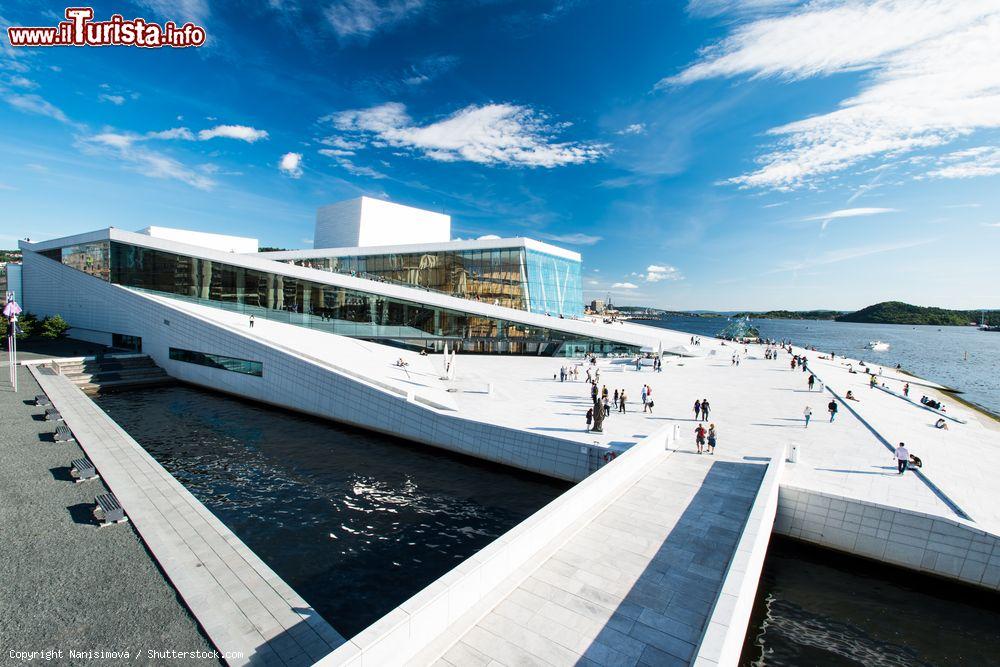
741, 537, 1000, 666
94, 385, 568, 638
644, 316, 1000, 416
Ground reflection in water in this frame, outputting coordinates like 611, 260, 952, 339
742, 537, 1000, 666
95, 385, 568, 638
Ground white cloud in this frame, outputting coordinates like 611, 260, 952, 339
198, 125, 269, 143
147, 127, 196, 141
328, 102, 604, 168
324, 0, 426, 40
537, 232, 603, 245
99, 94, 126, 106
79, 132, 215, 190
927, 145, 1000, 179
802, 207, 898, 221
612, 282, 639, 289
982, 222, 1000, 228
279, 152, 303, 178
616, 123, 646, 136
667, 0, 1000, 189
6, 93, 70, 124
4, 75, 36, 89
644, 264, 683, 282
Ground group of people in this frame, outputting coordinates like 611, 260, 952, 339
694, 422, 718, 455
693, 398, 711, 421
803, 399, 838, 426
894, 442, 923, 473
558, 365, 581, 382
920, 395, 946, 411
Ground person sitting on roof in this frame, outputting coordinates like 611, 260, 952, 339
909, 454, 923, 468
935, 418, 948, 430
845, 390, 859, 401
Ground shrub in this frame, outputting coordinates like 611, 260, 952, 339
40, 314, 70, 339
13, 312, 37, 340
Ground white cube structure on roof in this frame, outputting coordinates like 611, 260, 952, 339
314, 197, 451, 249
138, 226, 258, 254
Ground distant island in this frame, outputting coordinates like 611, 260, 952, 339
835, 301, 994, 326
612, 301, 997, 326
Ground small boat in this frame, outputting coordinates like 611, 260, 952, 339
866, 340, 890, 351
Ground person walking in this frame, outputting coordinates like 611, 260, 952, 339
701, 399, 710, 421
602, 385, 609, 402
808, 374, 816, 391
586, 407, 593, 431
828, 399, 838, 422
707, 424, 717, 455
804, 405, 812, 428
641, 385, 648, 412
694, 399, 701, 419
619, 390, 627, 413
603, 396, 611, 418
591, 382, 598, 403
613, 388, 620, 410
895, 442, 910, 474
695, 423, 706, 454
903, 383, 910, 398
249, 314, 255, 328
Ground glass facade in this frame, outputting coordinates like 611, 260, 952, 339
40, 240, 633, 357
282, 246, 583, 317
169, 347, 263, 376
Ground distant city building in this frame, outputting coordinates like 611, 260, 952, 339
590, 299, 605, 314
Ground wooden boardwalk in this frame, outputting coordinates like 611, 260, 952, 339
30, 366, 345, 666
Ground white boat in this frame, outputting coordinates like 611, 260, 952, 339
866, 340, 890, 351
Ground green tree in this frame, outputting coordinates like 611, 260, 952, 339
40, 314, 70, 339
13, 312, 37, 340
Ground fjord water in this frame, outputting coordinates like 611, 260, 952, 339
94, 385, 568, 638
740, 537, 1000, 665
647, 316, 1000, 415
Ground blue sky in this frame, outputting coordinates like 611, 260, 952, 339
1, 0, 998, 311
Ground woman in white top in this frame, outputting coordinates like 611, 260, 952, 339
804, 406, 813, 428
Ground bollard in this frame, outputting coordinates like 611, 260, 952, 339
787, 443, 800, 463
486, 383, 494, 396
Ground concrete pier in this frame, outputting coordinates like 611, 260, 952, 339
30, 366, 345, 666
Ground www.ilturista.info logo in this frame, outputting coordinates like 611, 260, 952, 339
7, 7, 206, 48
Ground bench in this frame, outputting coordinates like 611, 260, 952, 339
35, 394, 52, 407
44, 407, 63, 421
55, 425, 75, 442
93, 493, 127, 525
70, 458, 98, 482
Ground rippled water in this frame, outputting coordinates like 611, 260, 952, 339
741, 537, 1000, 666
645, 316, 1000, 416
94, 385, 568, 638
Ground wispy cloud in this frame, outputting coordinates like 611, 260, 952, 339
537, 232, 603, 245
927, 145, 1000, 179
79, 131, 215, 190
802, 207, 898, 222
98, 93, 126, 106
667, 1, 1000, 190
402, 54, 459, 86
324, 0, 427, 41
147, 127, 196, 141
612, 282, 639, 289
5, 92, 70, 124
327, 102, 604, 167
982, 222, 1000, 228
135, 0, 210, 26
198, 125, 269, 142
767, 238, 935, 274
279, 152, 303, 178
685, 0, 800, 17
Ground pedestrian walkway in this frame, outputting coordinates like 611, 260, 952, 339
30, 366, 344, 666
430, 453, 770, 666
